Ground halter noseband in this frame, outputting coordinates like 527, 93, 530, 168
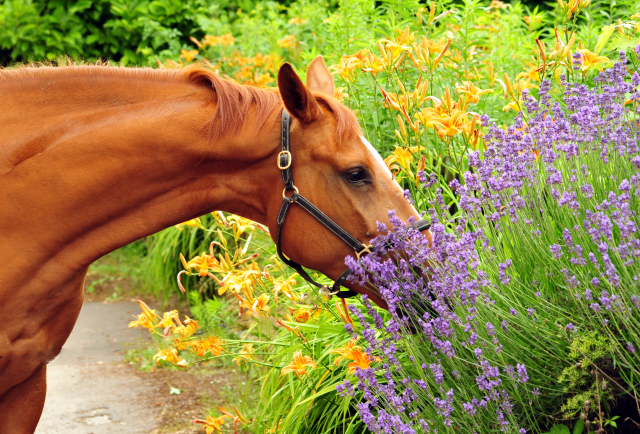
275, 109, 431, 299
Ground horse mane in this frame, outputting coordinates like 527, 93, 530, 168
0, 61, 361, 141
182, 64, 361, 141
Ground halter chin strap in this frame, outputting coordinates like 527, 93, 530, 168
275, 109, 431, 299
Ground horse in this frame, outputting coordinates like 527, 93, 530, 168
0, 55, 431, 433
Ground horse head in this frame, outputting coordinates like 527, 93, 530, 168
267, 56, 432, 309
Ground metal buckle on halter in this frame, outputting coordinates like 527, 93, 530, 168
277, 151, 292, 170
355, 244, 374, 260
282, 185, 299, 200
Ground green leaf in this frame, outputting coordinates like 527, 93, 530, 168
169, 385, 181, 395
550, 425, 571, 434
595, 25, 615, 56
573, 419, 585, 434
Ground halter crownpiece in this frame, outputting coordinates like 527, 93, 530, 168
275, 109, 431, 299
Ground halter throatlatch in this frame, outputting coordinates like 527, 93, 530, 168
275, 109, 431, 299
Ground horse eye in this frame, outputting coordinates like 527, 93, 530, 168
345, 169, 367, 183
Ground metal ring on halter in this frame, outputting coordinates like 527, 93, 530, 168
277, 151, 292, 170
282, 185, 299, 199
319, 285, 340, 298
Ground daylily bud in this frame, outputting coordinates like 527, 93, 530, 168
428, 1, 436, 24
536, 39, 547, 62
398, 79, 407, 93
434, 39, 452, 67
504, 73, 514, 97
487, 61, 495, 86
397, 114, 408, 141
563, 34, 576, 57
567, 0, 579, 18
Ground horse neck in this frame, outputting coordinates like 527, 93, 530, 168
0, 67, 282, 283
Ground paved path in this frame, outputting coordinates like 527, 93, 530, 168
35, 301, 161, 434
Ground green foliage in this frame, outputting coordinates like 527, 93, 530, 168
0, 0, 263, 65
145, 215, 219, 301
558, 333, 615, 418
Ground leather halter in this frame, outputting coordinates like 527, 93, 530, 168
275, 109, 431, 299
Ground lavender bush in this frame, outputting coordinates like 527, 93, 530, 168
343, 50, 640, 433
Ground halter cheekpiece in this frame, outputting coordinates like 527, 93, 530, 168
275, 109, 431, 299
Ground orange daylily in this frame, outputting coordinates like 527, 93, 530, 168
516, 62, 541, 83
232, 343, 257, 366
293, 309, 311, 323
431, 109, 470, 138
180, 49, 199, 62
188, 335, 224, 357
181, 252, 223, 277
575, 49, 610, 72
288, 17, 307, 25
347, 349, 379, 374
171, 317, 199, 338
216, 406, 251, 433
192, 415, 229, 434
226, 215, 258, 238
277, 34, 298, 50
502, 100, 521, 112
361, 53, 385, 76
128, 300, 159, 330
250, 294, 270, 317
384, 146, 413, 172
217, 268, 259, 296
281, 351, 317, 378
153, 348, 187, 367
202, 33, 235, 47
330, 339, 362, 365
454, 81, 494, 105
330, 55, 363, 81
415, 105, 449, 128
175, 218, 204, 230
272, 277, 299, 303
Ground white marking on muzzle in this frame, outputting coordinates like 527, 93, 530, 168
359, 135, 420, 216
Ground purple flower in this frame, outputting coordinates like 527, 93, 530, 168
517, 364, 529, 383
566, 323, 574, 331
430, 362, 444, 385
501, 320, 509, 333
627, 342, 636, 353
510, 308, 518, 316
486, 322, 496, 336
550, 244, 563, 259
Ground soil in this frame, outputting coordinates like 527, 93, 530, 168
35, 264, 246, 434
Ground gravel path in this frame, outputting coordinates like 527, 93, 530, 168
35, 301, 161, 434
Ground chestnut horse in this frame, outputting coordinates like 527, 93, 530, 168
0, 56, 428, 432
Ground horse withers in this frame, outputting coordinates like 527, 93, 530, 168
0, 56, 430, 432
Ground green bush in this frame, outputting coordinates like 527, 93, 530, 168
0, 0, 263, 65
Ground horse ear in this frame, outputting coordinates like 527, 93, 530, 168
278, 62, 321, 124
306, 55, 335, 97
